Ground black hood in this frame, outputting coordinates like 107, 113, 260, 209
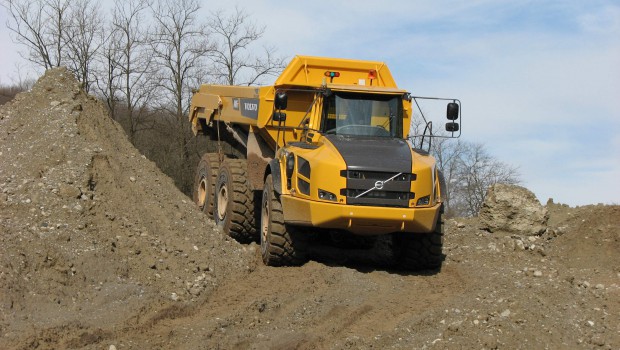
324, 135, 412, 173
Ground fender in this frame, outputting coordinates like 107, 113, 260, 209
268, 158, 283, 195
247, 127, 275, 191
437, 169, 447, 204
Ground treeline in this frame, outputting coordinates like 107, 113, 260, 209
3, 0, 286, 194
0, 84, 26, 105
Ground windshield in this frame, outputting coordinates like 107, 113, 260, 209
321, 92, 403, 138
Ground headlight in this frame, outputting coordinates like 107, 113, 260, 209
416, 195, 430, 206
318, 189, 337, 202
285, 153, 295, 189
286, 153, 295, 179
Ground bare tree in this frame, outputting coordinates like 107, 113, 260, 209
208, 7, 286, 86
106, 0, 156, 141
430, 137, 464, 215
446, 142, 520, 217
152, 0, 212, 156
148, 0, 213, 192
45, 0, 70, 68
150, 0, 211, 122
4, 0, 104, 91
3, 0, 50, 68
3, 0, 70, 70
62, 0, 104, 93
94, 26, 122, 120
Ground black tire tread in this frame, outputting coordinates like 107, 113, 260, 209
262, 175, 308, 266
216, 159, 257, 243
193, 153, 219, 216
395, 211, 444, 270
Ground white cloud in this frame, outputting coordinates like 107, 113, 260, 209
577, 4, 620, 34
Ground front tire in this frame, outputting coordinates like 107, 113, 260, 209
394, 209, 444, 270
260, 174, 308, 266
213, 159, 257, 243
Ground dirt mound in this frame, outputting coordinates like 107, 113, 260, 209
1, 68, 618, 349
545, 204, 619, 270
0, 68, 254, 348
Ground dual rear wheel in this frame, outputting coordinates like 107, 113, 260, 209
195, 156, 306, 265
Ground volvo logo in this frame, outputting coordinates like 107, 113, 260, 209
244, 102, 258, 111
355, 172, 403, 198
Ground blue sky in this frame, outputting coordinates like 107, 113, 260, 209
1, 0, 619, 206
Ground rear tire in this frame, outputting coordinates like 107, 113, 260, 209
260, 174, 308, 266
213, 159, 258, 243
394, 209, 444, 270
193, 153, 219, 216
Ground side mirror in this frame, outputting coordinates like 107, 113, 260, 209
273, 111, 287, 122
447, 102, 459, 120
446, 122, 459, 132
274, 92, 288, 110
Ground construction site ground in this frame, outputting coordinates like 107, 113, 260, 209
0, 69, 618, 349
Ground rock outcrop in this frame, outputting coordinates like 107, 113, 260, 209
479, 184, 548, 235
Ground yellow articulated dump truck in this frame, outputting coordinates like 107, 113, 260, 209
189, 56, 460, 269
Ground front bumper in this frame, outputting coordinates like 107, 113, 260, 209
280, 195, 441, 235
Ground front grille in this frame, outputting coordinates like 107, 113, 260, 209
341, 170, 414, 207
344, 170, 411, 182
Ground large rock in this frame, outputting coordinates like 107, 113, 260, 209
479, 184, 548, 236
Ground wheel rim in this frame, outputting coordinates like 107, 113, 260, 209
261, 193, 269, 253
217, 183, 228, 221
197, 177, 207, 208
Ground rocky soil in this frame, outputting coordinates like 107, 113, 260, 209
1, 69, 618, 349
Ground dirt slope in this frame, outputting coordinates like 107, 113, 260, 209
1, 69, 618, 349
0, 68, 255, 349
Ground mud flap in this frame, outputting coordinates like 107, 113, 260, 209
269, 158, 282, 195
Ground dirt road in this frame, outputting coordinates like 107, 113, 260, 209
1, 69, 618, 349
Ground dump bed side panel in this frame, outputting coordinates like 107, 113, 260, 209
189, 85, 261, 135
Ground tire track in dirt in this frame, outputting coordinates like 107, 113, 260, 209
105, 255, 469, 349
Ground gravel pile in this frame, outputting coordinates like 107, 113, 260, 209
0, 68, 254, 348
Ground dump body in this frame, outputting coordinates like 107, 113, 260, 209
189, 56, 410, 151
189, 56, 458, 268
